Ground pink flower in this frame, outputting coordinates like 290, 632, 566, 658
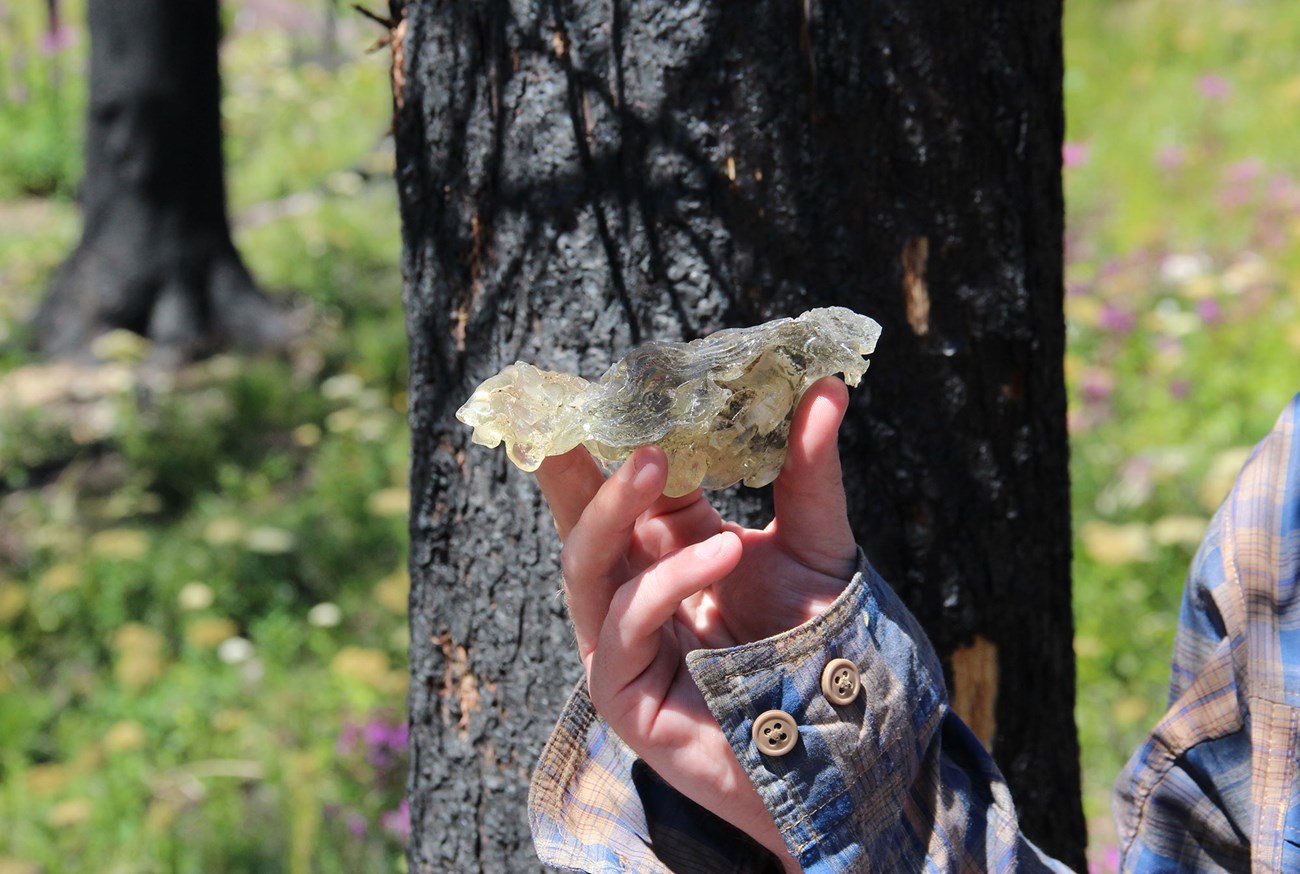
1081, 370, 1114, 404
1098, 304, 1137, 335
39, 25, 74, 56
363, 718, 409, 751
1196, 298, 1222, 325
1220, 183, 1251, 210
382, 798, 411, 840
1170, 379, 1191, 399
1268, 174, 1299, 209
1197, 74, 1232, 100
361, 717, 409, 769
1156, 144, 1188, 171
1226, 158, 1263, 184
1063, 142, 1091, 168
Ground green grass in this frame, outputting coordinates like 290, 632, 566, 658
1065, 0, 1300, 860
2, 0, 1299, 871
0, 4, 410, 872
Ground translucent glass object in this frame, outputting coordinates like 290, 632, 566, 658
455, 306, 881, 496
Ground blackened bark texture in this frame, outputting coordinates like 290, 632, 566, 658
33, 0, 288, 360
397, 0, 1084, 870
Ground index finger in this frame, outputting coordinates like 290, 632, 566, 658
534, 445, 607, 539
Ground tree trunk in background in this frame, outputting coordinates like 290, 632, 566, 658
396, 0, 1084, 870
34, 0, 288, 360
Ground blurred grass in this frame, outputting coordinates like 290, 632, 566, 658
1065, 0, 1300, 861
0, 1, 412, 871
1, 0, 1298, 871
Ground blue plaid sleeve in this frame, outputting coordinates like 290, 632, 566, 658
1114, 393, 1300, 872
684, 554, 1070, 874
529, 549, 1071, 873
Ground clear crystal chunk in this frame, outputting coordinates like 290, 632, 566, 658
455, 306, 882, 496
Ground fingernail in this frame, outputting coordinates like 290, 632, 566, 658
630, 451, 659, 488
623, 452, 644, 482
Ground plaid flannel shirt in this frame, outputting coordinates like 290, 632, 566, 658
1114, 393, 1300, 871
529, 394, 1300, 873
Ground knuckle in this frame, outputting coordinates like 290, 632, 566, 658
608, 575, 639, 618
558, 542, 582, 582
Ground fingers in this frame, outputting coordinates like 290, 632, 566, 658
634, 492, 723, 561
534, 446, 607, 539
590, 531, 741, 713
772, 377, 856, 574
561, 447, 670, 656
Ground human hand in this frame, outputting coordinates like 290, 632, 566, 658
533, 377, 857, 870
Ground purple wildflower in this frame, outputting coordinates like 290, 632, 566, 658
390, 721, 409, 748
39, 25, 74, 56
1220, 185, 1251, 210
1081, 370, 1114, 404
1156, 144, 1188, 171
347, 811, 367, 837
1196, 298, 1222, 325
1097, 304, 1137, 335
364, 720, 391, 748
1170, 379, 1191, 399
1218, 159, 1263, 209
364, 718, 409, 751
1268, 174, 1298, 209
1063, 142, 1090, 168
361, 717, 410, 769
1197, 74, 1232, 101
367, 746, 392, 769
1226, 159, 1263, 184
382, 798, 411, 841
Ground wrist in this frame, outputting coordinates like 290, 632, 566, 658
770, 845, 802, 873
734, 796, 800, 873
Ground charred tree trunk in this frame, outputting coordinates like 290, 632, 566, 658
397, 0, 1084, 870
34, 0, 288, 360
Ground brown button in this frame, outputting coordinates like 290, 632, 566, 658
820, 658, 861, 705
752, 710, 798, 757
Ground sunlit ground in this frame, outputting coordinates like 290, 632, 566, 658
1, 0, 1297, 871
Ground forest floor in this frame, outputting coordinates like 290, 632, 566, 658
2, 0, 1299, 872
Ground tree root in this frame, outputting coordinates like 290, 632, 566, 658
32, 239, 298, 363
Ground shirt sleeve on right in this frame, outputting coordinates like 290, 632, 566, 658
1113, 393, 1300, 873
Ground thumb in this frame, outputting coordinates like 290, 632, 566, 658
771, 377, 856, 575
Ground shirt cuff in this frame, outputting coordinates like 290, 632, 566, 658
684, 548, 948, 873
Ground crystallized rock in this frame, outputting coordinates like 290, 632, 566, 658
455, 307, 882, 496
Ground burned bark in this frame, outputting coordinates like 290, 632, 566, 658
34, 0, 288, 361
397, 0, 1084, 870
